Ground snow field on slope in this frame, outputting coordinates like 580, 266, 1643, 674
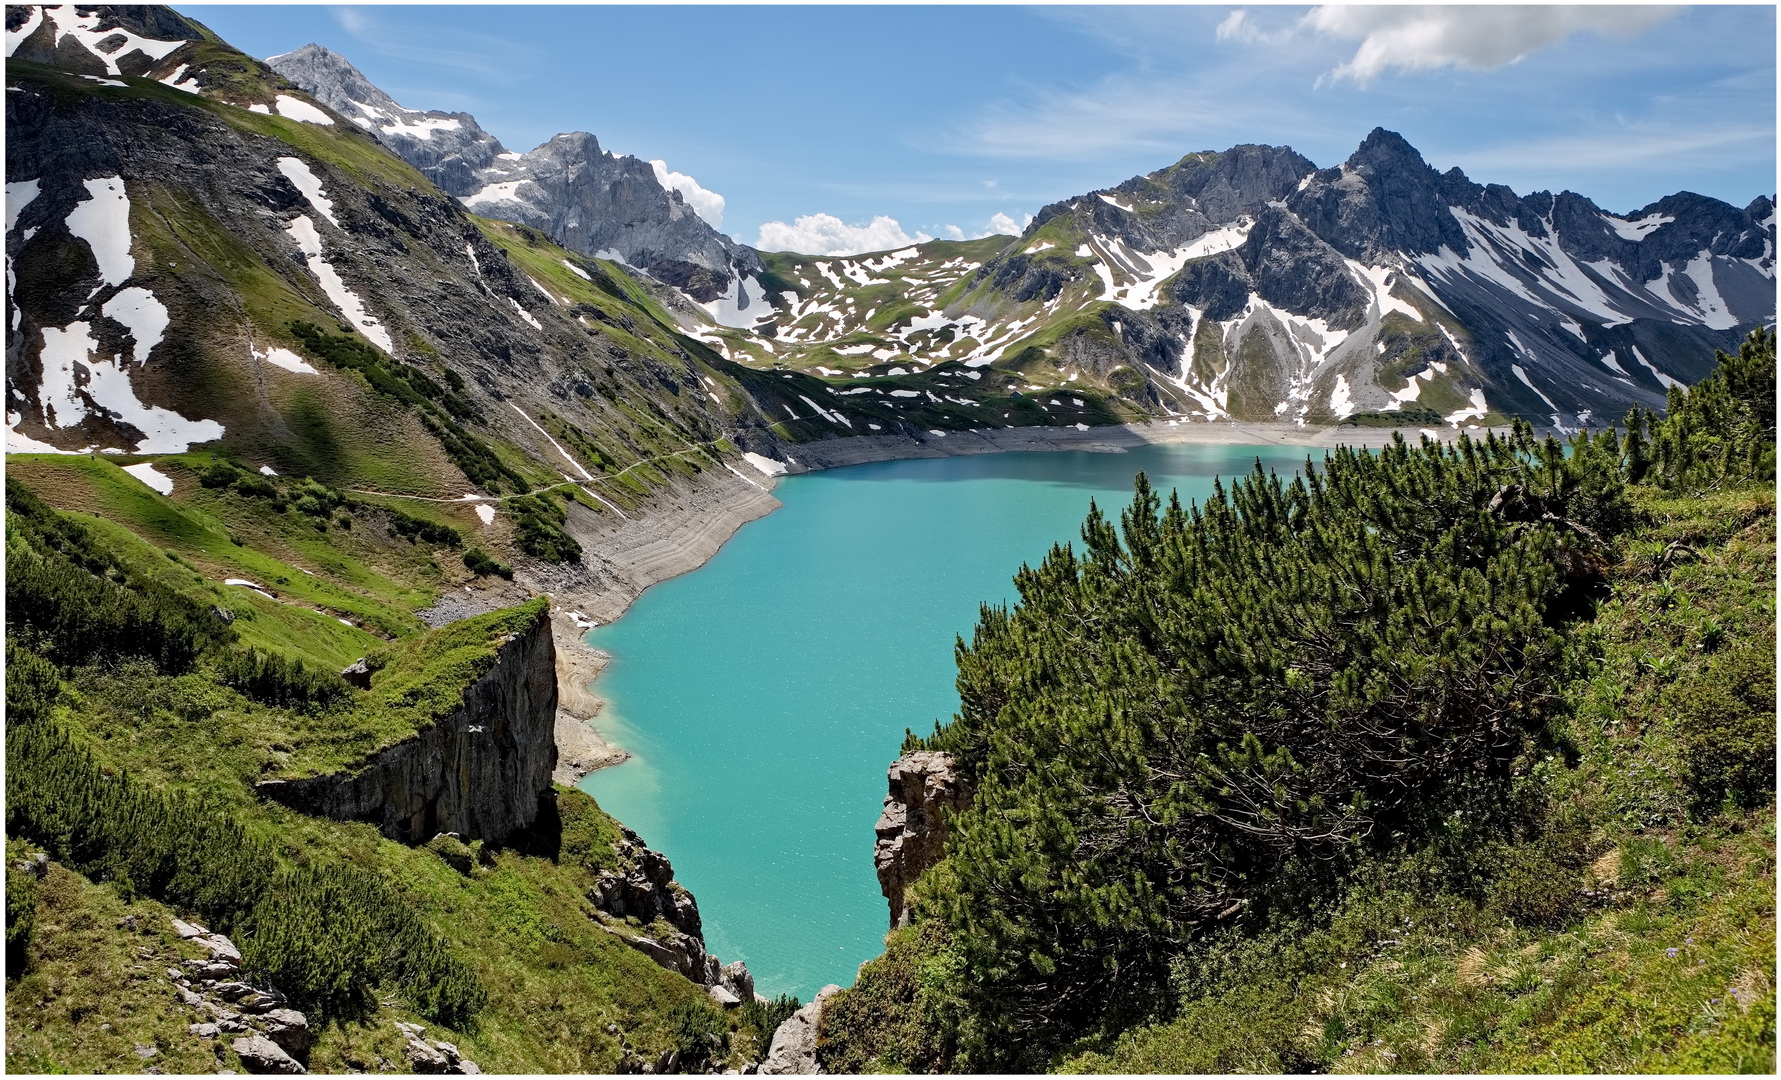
36, 321, 224, 452
64, 177, 134, 291
276, 157, 338, 226
285, 214, 394, 353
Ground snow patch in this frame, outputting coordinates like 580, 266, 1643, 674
1328, 373, 1355, 419
1346, 261, 1423, 322
463, 180, 529, 210
273, 95, 334, 125
742, 451, 787, 477
276, 157, 338, 227
380, 114, 461, 140
474, 504, 495, 526
1631, 345, 1683, 390
285, 214, 393, 353
34, 320, 225, 452
1604, 213, 1673, 241
1445, 388, 1488, 425
24, 7, 184, 75
101, 287, 169, 365
65, 176, 134, 291
561, 258, 591, 281
122, 461, 173, 494
256, 346, 317, 374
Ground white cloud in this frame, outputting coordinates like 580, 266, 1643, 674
985, 212, 1028, 237
943, 224, 966, 241
1305, 5, 1680, 85
755, 213, 932, 256
649, 160, 725, 229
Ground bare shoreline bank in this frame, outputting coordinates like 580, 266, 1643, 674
543, 419, 1506, 782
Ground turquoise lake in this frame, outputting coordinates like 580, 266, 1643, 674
580, 442, 1313, 1000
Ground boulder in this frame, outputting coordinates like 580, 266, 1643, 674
708, 984, 741, 1008
759, 984, 842, 1075
231, 1034, 306, 1074
340, 656, 375, 690
189, 1022, 220, 1039
259, 1008, 310, 1056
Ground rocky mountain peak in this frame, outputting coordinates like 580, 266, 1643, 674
264, 44, 414, 128
268, 44, 760, 305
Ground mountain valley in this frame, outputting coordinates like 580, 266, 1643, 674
4, 5, 1776, 1076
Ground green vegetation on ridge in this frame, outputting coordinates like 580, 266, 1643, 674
817, 329, 1777, 1073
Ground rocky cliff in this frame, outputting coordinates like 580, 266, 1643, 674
874, 751, 973, 929
258, 610, 557, 845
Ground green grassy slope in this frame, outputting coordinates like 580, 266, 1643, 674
3, 467, 786, 1073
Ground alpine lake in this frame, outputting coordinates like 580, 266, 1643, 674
581, 442, 1315, 999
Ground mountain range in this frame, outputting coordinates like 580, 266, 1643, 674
267, 44, 1774, 436
7, 7, 1774, 489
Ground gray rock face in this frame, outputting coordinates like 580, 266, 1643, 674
874, 751, 973, 928
257, 609, 557, 844
759, 984, 842, 1076
267, 45, 760, 301
263, 44, 504, 197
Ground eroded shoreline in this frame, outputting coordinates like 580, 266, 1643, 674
543, 420, 1504, 780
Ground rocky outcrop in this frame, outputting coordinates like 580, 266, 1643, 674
396, 1021, 482, 1074
593, 825, 731, 987
874, 751, 973, 929
157, 916, 313, 1073
258, 612, 557, 845
759, 984, 842, 1075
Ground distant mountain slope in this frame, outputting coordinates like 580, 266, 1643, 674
267, 44, 763, 306
6, 5, 911, 546
716, 133, 1774, 432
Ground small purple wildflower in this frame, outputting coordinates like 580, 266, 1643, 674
1666, 947, 1680, 958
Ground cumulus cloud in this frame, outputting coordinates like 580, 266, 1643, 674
1304, 5, 1680, 85
985, 212, 1029, 237
755, 214, 933, 256
942, 224, 967, 241
649, 160, 725, 228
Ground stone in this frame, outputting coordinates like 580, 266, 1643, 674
134, 1044, 160, 1059
759, 984, 842, 1075
875, 751, 973, 928
176, 987, 205, 1007
236, 991, 285, 1014
190, 1023, 221, 1039
171, 917, 209, 940
707, 984, 741, 1008
230, 1034, 306, 1074
259, 1009, 310, 1056
117, 914, 142, 932
340, 657, 375, 690
402, 1037, 454, 1074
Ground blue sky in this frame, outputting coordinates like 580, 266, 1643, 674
180, 5, 1776, 255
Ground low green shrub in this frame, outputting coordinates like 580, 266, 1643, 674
1667, 645, 1777, 812
462, 548, 513, 579
213, 647, 350, 711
